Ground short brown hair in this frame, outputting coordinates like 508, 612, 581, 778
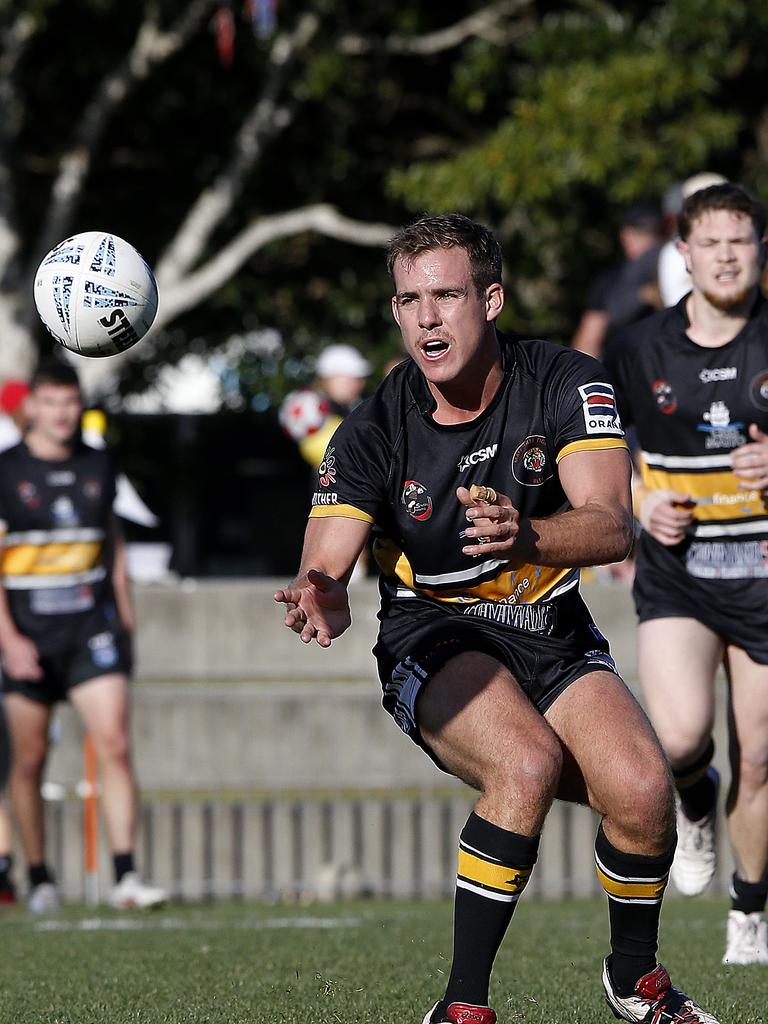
30, 360, 81, 392
678, 183, 767, 241
386, 214, 502, 293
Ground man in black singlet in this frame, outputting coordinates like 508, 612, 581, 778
0, 362, 166, 912
276, 215, 718, 1024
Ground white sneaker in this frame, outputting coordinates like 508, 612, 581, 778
671, 768, 719, 896
109, 871, 168, 909
723, 910, 768, 965
601, 959, 719, 1023
27, 881, 61, 914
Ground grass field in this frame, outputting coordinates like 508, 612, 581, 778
0, 896, 764, 1023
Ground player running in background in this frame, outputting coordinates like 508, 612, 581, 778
608, 183, 768, 965
0, 361, 166, 912
276, 214, 719, 1023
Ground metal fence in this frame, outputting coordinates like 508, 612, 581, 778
36, 793, 734, 906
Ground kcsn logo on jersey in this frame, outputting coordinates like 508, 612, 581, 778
457, 444, 498, 472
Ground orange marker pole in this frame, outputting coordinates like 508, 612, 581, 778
83, 734, 99, 906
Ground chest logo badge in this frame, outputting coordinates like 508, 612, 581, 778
652, 380, 677, 415
512, 435, 551, 487
402, 479, 432, 521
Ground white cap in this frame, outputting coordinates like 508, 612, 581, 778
316, 344, 371, 379
681, 172, 728, 200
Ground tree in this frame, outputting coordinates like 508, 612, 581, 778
0, 0, 528, 401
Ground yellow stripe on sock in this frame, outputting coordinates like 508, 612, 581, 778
596, 865, 667, 902
457, 849, 532, 896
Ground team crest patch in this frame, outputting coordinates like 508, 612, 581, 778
17, 481, 39, 508
318, 446, 337, 487
512, 435, 552, 486
402, 479, 432, 521
750, 370, 768, 411
577, 382, 622, 435
652, 380, 677, 415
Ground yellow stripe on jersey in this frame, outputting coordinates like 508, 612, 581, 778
374, 536, 571, 604
641, 465, 768, 522
309, 504, 374, 523
458, 849, 533, 896
596, 865, 667, 902
2, 542, 102, 577
557, 437, 628, 463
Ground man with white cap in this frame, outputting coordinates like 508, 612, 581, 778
658, 173, 728, 306
279, 343, 372, 469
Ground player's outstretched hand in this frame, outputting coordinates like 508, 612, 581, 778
457, 485, 521, 557
638, 489, 694, 546
274, 569, 351, 648
731, 424, 768, 490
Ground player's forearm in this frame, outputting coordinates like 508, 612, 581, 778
110, 531, 135, 632
518, 502, 634, 568
296, 516, 371, 586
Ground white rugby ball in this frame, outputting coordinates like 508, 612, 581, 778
33, 231, 158, 357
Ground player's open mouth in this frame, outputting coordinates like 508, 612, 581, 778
421, 339, 450, 360
715, 271, 738, 282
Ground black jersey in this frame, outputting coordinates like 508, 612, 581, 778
608, 297, 768, 580
309, 333, 627, 634
0, 440, 117, 647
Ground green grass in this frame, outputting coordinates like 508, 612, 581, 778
0, 896, 763, 1023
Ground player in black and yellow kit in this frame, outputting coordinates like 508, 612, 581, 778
0, 362, 166, 912
609, 183, 768, 966
276, 215, 719, 1024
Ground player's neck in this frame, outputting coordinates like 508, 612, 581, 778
429, 358, 504, 425
685, 288, 757, 348
24, 429, 75, 462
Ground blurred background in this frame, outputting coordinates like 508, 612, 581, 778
0, 0, 760, 900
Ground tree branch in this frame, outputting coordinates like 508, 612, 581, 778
155, 12, 320, 287
156, 204, 395, 327
339, 0, 531, 56
31, 0, 213, 268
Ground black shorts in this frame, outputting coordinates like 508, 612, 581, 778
1, 621, 132, 706
633, 535, 768, 664
374, 591, 618, 767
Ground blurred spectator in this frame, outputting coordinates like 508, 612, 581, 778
658, 172, 728, 306
571, 203, 664, 362
279, 343, 372, 469
0, 698, 13, 903
0, 380, 30, 452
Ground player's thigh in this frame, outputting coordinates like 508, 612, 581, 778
545, 669, 673, 826
416, 650, 562, 795
69, 673, 131, 748
638, 617, 722, 754
2, 692, 52, 766
725, 646, 768, 770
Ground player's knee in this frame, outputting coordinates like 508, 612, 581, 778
12, 745, 46, 783
622, 759, 675, 841
735, 747, 768, 792
94, 729, 131, 765
488, 735, 562, 803
663, 730, 711, 766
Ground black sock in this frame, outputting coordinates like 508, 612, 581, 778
113, 851, 135, 883
730, 873, 768, 915
0, 853, 12, 889
439, 812, 539, 1011
595, 824, 674, 998
28, 862, 53, 888
673, 739, 717, 822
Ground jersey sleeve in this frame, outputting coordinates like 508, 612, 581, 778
544, 350, 629, 464
307, 409, 390, 524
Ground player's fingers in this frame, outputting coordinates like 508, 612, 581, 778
749, 423, 768, 443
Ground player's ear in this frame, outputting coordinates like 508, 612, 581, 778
391, 295, 401, 327
485, 282, 504, 322
677, 239, 692, 274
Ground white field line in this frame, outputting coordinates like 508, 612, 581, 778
30, 915, 363, 932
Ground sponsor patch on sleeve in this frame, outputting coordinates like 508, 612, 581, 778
577, 382, 623, 435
